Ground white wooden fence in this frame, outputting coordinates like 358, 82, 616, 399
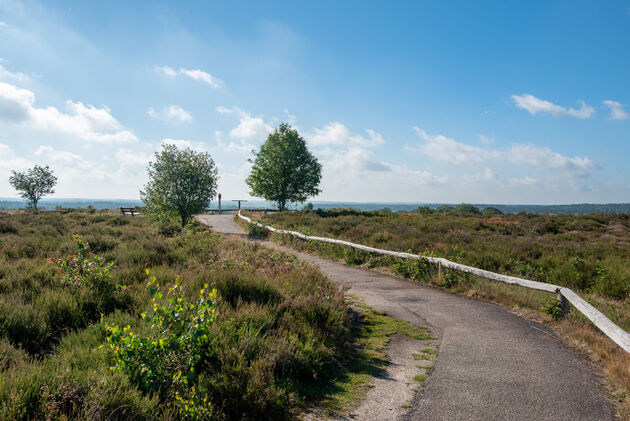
238, 210, 630, 353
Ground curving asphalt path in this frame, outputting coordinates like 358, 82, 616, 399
198, 215, 615, 420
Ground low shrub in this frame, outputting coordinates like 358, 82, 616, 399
105, 273, 218, 419
247, 222, 269, 239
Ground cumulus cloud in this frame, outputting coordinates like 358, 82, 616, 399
0, 58, 29, 82
216, 106, 273, 140
602, 100, 628, 120
413, 126, 501, 165
160, 138, 207, 152
147, 105, 193, 122
156, 65, 224, 89
324, 147, 391, 173
511, 93, 594, 119
0, 143, 31, 171
34, 145, 92, 169
412, 126, 599, 178
306, 122, 385, 148
507, 144, 597, 175
0, 82, 137, 143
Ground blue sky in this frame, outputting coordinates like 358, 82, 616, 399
1, 0, 629, 204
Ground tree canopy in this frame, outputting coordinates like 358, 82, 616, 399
246, 123, 322, 211
9, 165, 57, 210
141, 144, 218, 226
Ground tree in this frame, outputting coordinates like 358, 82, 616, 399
452, 204, 481, 215
481, 206, 503, 216
141, 144, 218, 227
9, 165, 57, 210
246, 123, 322, 211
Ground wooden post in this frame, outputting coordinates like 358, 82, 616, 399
218, 193, 222, 215
557, 289, 570, 317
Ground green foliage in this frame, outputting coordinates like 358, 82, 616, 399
0, 212, 358, 419
435, 205, 454, 213
247, 222, 269, 239
414, 206, 435, 215
246, 123, 322, 211
301, 202, 314, 212
481, 206, 503, 215
542, 300, 563, 320
261, 210, 630, 301
452, 204, 481, 215
141, 144, 219, 227
8, 165, 57, 210
104, 273, 217, 419
392, 257, 434, 281
50, 234, 115, 291
49, 234, 120, 319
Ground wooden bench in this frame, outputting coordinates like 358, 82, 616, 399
120, 207, 140, 216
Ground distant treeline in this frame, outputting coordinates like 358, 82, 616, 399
2, 198, 630, 215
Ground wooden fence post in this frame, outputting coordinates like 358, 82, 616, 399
557, 289, 570, 317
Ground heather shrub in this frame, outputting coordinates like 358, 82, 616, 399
0, 212, 354, 419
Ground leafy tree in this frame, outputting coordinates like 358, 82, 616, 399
414, 206, 435, 215
8, 165, 57, 210
452, 204, 481, 215
481, 206, 503, 215
246, 123, 321, 211
141, 144, 218, 227
436, 205, 454, 213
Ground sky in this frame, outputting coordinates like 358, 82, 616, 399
0, 0, 629, 204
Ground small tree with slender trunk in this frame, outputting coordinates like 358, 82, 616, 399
141, 144, 219, 227
9, 165, 57, 210
246, 123, 321, 211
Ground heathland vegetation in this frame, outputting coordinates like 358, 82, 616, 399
0, 211, 374, 420
256, 208, 630, 415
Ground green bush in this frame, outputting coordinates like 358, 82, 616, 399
392, 257, 434, 281
104, 273, 218, 419
247, 222, 269, 239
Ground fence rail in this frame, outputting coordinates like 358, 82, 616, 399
237, 210, 630, 353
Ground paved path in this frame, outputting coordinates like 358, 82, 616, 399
199, 215, 615, 420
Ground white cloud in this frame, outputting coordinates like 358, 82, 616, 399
0, 58, 29, 82
147, 105, 193, 122
0, 143, 31, 171
0, 82, 137, 143
160, 138, 207, 152
507, 176, 538, 187
413, 126, 501, 165
325, 147, 391, 173
602, 100, 628, 120
511, 93, 594, 119
179, 69, 223, 89
155, 65, 177, 77
507, 144, 597, 175
479, 134, 495, 145
34, 145, 91, 168
413, 126, 599, 178
164, 105, 192, 122
317, 146, 447, 201
115, 148, 152, 167
216, 106, 273, 140
307, 122, 385, 148
155, 65, 224, 89
284, 109, 297, 125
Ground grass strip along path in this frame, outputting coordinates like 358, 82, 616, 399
198, 214, 615, 420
